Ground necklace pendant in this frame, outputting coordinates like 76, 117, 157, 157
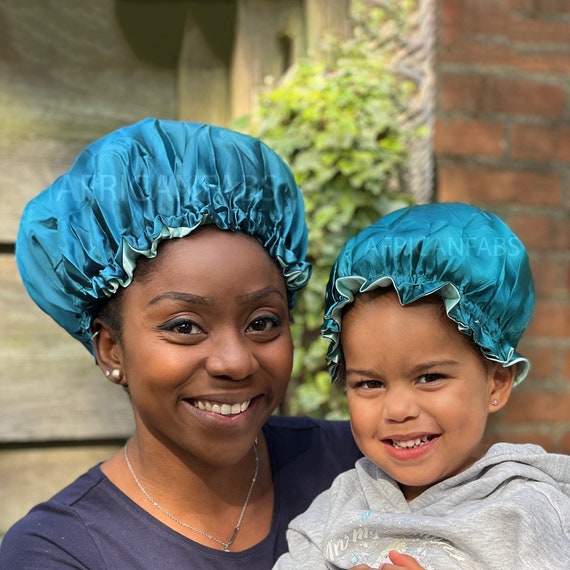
124, 441, 259, 553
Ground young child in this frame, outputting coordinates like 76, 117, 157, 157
274, 203, 570, 569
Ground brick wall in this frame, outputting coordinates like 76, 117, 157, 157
434, 0, 570, 452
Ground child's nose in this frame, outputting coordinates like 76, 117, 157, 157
382, 386, 420, 422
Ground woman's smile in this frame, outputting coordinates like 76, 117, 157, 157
190, 398, 252, 416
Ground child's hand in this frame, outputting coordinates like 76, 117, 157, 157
378, 550, 425, 569
349, 550, 425, 570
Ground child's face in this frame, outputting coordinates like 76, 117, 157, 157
341, 290, 513, 502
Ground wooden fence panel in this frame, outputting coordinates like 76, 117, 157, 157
0, 446, 122, 539
0, 254, 135, 443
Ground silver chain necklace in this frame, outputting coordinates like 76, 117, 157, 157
124, 441, 259, 552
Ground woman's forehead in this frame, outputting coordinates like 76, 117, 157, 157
129, 229, 286, 295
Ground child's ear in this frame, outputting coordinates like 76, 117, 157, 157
91, 318, 126, 386
488, 363, 516, 413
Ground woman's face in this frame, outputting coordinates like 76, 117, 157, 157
108, 227, 293, 465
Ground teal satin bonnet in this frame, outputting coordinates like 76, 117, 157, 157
322, 203, 534, 385
16, 118, 311, 354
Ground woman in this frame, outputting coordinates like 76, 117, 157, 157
0, 118, 361, 569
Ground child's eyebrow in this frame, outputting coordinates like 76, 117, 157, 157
345, 368, 380, 378
345, 360, 461, 379
408, 359, 460, 375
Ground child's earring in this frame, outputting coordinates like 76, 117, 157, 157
491, 399, 500, 407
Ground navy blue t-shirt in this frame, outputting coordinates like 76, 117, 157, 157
0, 416, 361, 569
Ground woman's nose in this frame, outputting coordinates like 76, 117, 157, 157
382, 386, 420, 422
205, 332, 258, 380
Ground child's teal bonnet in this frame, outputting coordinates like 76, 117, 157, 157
322, 203, 534, 385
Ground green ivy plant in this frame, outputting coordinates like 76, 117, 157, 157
236, 0, 418, 418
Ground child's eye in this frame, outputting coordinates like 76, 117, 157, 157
417, 373, 442, 384
246, 315, 282, 334
158, 318, 204, 336
351, 379, 384, 390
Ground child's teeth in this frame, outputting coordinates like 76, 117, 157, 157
392, 436, 430, 449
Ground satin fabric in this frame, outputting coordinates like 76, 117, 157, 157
322, 203, 534, 385
16, 118, 311, 354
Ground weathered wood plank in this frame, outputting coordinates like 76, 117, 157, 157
0, 140, 81, 243
0, 0, 177, 242
305, 0, 351, 56
0, 254, 134, 442
177, 3, 232, 126
0, 445, 122, 540
231, 0, 305, 119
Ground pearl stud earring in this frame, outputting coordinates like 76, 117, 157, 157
105, 369, 123, 383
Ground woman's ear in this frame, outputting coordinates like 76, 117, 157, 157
91, 318, 125, 386
488, 363, 516, 413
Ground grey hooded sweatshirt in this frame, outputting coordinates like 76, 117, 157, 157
273, 443, 570, 569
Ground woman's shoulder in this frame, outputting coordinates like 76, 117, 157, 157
264, 414, 354, 439
265, 415, 360, 459
264, 415, 361, 494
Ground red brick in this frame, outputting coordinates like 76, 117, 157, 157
434, 119, 504, 157
504, 389, 570, 422
517, 342, 557, 379
508, 16, 570, 43
564, 347, 570, 380
439, 0, 467, 46
484, 427, 554, 450
438, 39, 570, 73
458, 0, 570, 45
437, 39, 512, 65
526, 301, 570, 337
461, 0, 510, 36
512, 125, 570, 162
441, 73, 564, 118
438, 166, 562, 206
509, 51, 570, 73
507, 215, 570, 251
558, 431, 570, 455
510, 0, 570, 14
529, 257, 567, 297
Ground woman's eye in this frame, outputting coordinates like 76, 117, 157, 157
158, 319, 203, 335
247, 315, 282, 334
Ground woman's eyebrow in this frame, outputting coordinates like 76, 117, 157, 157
148, 291, 214, 306
238, 286, 286, 304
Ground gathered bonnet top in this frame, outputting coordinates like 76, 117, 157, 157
322, 202, 534, 385
16, 118, 311, 355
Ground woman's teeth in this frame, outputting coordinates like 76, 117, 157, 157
391, 435, 432, 449
193, 400, 251, 416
